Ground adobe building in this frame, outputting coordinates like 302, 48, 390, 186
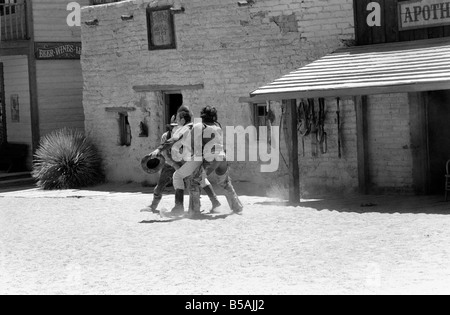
0, 0, 90, 176
80, 0, 450, 198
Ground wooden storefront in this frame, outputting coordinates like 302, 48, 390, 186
0, 0, 90, 173
249, 0, 450, 202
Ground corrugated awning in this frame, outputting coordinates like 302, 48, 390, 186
250, 37, 450, 102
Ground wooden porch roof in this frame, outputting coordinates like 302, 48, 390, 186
250, 37, 450, 102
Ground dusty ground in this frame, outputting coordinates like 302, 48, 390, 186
1, 183, 450, 295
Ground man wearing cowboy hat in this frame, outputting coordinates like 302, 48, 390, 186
142, 108, 221, 214
140, 115, 179, 213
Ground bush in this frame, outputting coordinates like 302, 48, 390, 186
32, 128, 104, 190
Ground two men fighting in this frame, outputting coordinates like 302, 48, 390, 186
142, 106, 243, 218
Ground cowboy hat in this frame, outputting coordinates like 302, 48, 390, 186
141, 154, 165, 174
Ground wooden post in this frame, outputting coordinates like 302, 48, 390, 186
355, 95, 370, 194
409, 92, 429, 195
285, 99, 300, 205
26, 0, 40, 153
0, 63, 6, 145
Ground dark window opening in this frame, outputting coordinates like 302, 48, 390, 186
0, 0, 17, 16
164, 92, 183, 127
119, 113, 132, 146
255, 103, 268, 124
254, 103, 268, 141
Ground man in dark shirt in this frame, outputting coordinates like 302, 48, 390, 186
142, 111, 222, 214
140, 116, 178, 213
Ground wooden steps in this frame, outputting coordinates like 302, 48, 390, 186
0, 172, 35, 189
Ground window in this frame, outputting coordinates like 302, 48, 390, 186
253, 103, 275, 141
0, 0, 17, 16
255, 104, 268, 129
147, 6, 177, 50
119, 113, 131, 146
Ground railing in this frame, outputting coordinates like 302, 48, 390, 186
0, 1, 28, 42
91, 0, 123, 5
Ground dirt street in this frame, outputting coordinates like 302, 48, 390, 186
1, 183, 450, 295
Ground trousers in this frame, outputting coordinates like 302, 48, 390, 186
151, 164, 176, 209
189, 160, 243, 213
172, 160, 210, 190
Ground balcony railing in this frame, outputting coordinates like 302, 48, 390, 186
91, 0, 123, 5
0, 1, 28, 42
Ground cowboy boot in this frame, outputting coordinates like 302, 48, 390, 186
219, 174, 243, 215
148, 196, 161, 213
187, 187, 202, 219
170, 189, 185, 216
187, 178, 203, 219
140, 195, 161, 213
203, 184, 222, 213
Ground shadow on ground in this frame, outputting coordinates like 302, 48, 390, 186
256, 194, 450, 215
140, 213, 233, 224
83, 181, 267, 197
3, 181, 449, 216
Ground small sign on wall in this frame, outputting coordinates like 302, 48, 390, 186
35, 42, 82, 60
399, 0, 450, 30
10, 94, 19, 123
147, 6, 176, 50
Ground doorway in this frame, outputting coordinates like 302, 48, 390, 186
164, 92, 183, 126
0, 63, 6, 146
427, 90, 450, 193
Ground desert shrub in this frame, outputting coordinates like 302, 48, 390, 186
32, 128, 104, 190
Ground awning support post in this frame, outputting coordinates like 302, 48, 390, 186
355, 95, 370, 194
285, 99, 300, 205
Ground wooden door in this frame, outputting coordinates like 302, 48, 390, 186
164, 92, 182, 127
427, 90, 450, 193
0, 62, 6, 145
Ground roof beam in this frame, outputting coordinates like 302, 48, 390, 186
249, 81, 450, 102
133, 84, 204, 93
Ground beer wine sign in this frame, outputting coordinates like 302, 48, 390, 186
399, 0, 450, 30
35, 42, 82, 60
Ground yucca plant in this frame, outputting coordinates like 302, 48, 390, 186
32, 128, 104, 190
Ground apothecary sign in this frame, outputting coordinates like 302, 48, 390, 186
35, 42, 82, 60
399, 0, 450, 30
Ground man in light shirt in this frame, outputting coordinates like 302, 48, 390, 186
149, 106, 221, 216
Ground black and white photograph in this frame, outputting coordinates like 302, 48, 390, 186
1, 0, 450, 297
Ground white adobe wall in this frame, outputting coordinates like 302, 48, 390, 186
296, 97, 358, 196
367, 93, 414, 193
298, 92, 415, 195
82, 0, 393, 195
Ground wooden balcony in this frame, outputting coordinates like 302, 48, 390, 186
0, 1, 28, 42
91, 0, 123, 5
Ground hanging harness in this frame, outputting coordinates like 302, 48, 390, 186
318, 98, 327, 154
336, 97, 342, 159
297, 98, 327, 157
